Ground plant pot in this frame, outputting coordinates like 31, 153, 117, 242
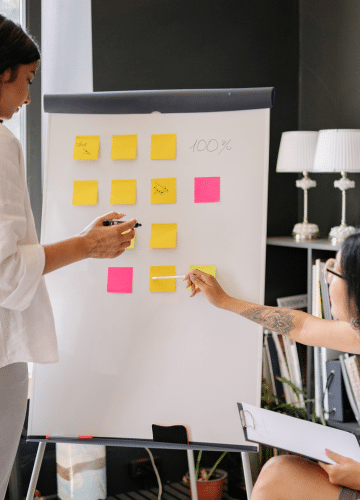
186, 469, 227, 500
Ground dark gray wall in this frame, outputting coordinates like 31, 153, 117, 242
92, 0, 300, 238
91, 1, 300, 494
299, 0, 360, 236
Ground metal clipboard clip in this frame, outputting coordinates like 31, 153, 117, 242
239, 409, 255, 430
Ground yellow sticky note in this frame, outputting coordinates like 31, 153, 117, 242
110, 179, 137, 205
151, 178, 176, 204
72, 180, 98, 205
150, 223, 177, 249
111, 135, 137, 159
150, 134, 176, 160
123, 229, 135, 250
190, 265, 217, 278
73, 136, 100, 160
128, 235, 135, 250
150, 266, 176, 292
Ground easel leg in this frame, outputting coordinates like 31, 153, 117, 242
186, 449, 198, 500
241, 452, 253, 500
26, 441, 46, 500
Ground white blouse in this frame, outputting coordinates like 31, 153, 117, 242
0, 124, 58, 368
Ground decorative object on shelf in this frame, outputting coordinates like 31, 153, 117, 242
183, 451, 228, 500
313, 129, 360, 245
276, 131, 319, 241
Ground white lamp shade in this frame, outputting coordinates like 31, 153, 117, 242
276, 131, 319, 173
313, 129, 360, 173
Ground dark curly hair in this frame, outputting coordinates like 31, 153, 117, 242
0, 14, 40, 82
341, 230, 360, 328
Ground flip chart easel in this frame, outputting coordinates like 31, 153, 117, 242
26, 88, 274, 499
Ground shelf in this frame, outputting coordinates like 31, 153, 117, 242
267, 236, 342, 251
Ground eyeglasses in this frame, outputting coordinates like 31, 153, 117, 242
324, 258, 346, 284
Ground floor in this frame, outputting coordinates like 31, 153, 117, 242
107, 481, 236, 500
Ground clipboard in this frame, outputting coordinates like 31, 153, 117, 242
238, 402, 360, 465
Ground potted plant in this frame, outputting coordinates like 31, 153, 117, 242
183, 450, 228, 500
258, 376, 318, 467
182, 377, 317, 500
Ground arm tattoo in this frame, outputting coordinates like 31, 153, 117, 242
241, 307, 295, 336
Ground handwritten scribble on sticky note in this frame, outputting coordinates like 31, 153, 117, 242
72, 180, 98, 205
73, 136, 100, 160
150, 134, 176, 160
150, 223, 177, 249
194, 177, 220, 203
150, 266, 176, 292
111, 135, 137, 160
190, 265, 217, 278
151, 178, 176, 204
107, 267, 133, 293
110, 179, 137, 205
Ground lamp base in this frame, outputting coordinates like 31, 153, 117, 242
329, 224, 355, 245
292, 222, 320, 242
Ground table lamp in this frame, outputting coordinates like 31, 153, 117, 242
276, 131, 319, 241
313, 129, 360, 245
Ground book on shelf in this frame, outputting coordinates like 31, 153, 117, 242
339, 353, 360, 425
326, 359, 355, 423
277, 293, 307, 400
270, 329, 299, 405
343, 355, 360, 417
283, 335, 305, 407
262, 293, 308, 408
312, 259, 354, 422
319, 261, 334, 321
262, 342, 273, 389
268, 294, 307, 408
263, 332, 284, 399
276, 294, 307, 311
313, 260, 325, 419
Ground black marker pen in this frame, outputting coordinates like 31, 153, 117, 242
103, 220, 142, 228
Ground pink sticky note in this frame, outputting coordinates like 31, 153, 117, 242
194, 177, 220, 203
107, 267, 133, 293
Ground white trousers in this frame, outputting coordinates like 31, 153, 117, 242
0, 363, 28, 500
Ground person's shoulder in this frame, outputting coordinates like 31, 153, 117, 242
0, 124, 21, 155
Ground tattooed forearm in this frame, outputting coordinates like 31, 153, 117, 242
241, 307, 295, 336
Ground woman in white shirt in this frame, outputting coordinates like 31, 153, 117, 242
185, 234, 360, 500
0, 15, 137, 499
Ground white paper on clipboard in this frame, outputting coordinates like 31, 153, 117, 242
238, 402, 360, 464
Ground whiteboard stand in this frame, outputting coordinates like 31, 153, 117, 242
185, 451, 254, 500
241, 452, 253, 499
26, 445, 254, 500
25, 441, 46, 500
187, 449, 198, 500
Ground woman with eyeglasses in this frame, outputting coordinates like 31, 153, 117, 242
185, 231, 360, 500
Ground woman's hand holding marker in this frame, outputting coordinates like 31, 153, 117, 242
42, 212, 138, 274
184, 269, 230, 308
78, 212, 137, 259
